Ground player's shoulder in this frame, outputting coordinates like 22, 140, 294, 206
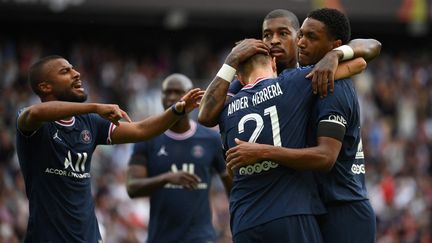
279, 66, 311, 79
195, 123, 220, 137
333, 77, 354, 91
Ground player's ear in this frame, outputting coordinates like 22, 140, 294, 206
237, 73, 246, 86
38, 81, 52, 94
332, 39, 343, 49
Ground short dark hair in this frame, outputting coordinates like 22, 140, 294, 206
28, 55, 64, 96
307, 8, 351, 44
238, 53, 271, 77
264, 9, 300, 30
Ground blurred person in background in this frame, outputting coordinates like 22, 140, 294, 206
126, 73, 232, 243
15, 55, 203, 243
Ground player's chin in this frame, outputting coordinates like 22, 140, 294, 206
298, 55, 312, 67
271, 51, 285, 60
74, 93, 88, 102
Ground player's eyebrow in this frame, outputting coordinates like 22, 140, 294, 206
58, 65, 73, 73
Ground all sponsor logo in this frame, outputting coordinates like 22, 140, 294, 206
164, 163, 208, 189
44, 150, 91, 178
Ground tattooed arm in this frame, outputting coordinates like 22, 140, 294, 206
198, 39, 269, 127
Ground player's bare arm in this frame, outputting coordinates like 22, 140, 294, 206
198, 77, 231, 127
112, 88, 204, 144
198, 39, 269, 127
219, 173, 233, 196
17, 101, 129, 132
307, 38, 381, 97
307, 57, 367, 97
126, 155, 201, 197
226, 137, 341, 172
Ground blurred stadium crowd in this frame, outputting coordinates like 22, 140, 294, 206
0, 35, 431, 243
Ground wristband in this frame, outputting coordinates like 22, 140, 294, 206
171, 104, 185, 116
333, 45, 354, 61
216, 64, 237, 83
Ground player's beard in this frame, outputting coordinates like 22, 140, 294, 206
57, 89, 88, 103
276, 61, 287, 75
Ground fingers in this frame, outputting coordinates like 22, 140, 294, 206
317, 71, 333, 98
227, 167, 234, 179
251, 40, 270, 55
112, 119, 120, 127
225, 145, 238, 162
180, 89, 206, 113
121, 110, 132, 123
328, 73, 335, 93
225, 148, 243, 171
311, 71, 318, 95
175, 101, 186, 113
180, 88, 200, 101
234, 39, 270, 59
108, 111, 122, 126
319, 72, 327, 97
192, 90, 205, 100
182, 173, 201, 190
226, 158, 247, 172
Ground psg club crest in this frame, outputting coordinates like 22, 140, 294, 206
80, 130, 92, 144
192, 145, 204, 158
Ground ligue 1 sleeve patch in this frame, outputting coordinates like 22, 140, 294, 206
80, 130, 92, 144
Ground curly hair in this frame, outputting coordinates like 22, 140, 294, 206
307, 8, 351, 44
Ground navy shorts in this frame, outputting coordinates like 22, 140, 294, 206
233, 215, 323, 243
317, 200, 376, 243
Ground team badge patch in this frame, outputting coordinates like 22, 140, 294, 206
192, 145, 204, 158
80, 130, 92, 144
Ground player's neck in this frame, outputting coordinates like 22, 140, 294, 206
245, 69, 275, 85
170, 116, 191, 133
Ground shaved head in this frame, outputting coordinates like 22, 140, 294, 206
162, 73, 193, 92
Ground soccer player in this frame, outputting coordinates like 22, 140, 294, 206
225, 8, 377, 243
198, 9, 381, 127
16, 55, 204, 243
126, 73, 232, 243
214, 45, 365, 241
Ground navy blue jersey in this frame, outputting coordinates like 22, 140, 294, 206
219, 68, 325, 236
131, 120, 226, 243
16, 110, 114, 243
318, 200, 376, 243
309, 79, 369, 204
227, 79, 243, 97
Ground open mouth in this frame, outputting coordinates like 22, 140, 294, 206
72, 82, 84, 92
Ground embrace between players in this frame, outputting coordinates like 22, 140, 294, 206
16, 7, 380, 243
